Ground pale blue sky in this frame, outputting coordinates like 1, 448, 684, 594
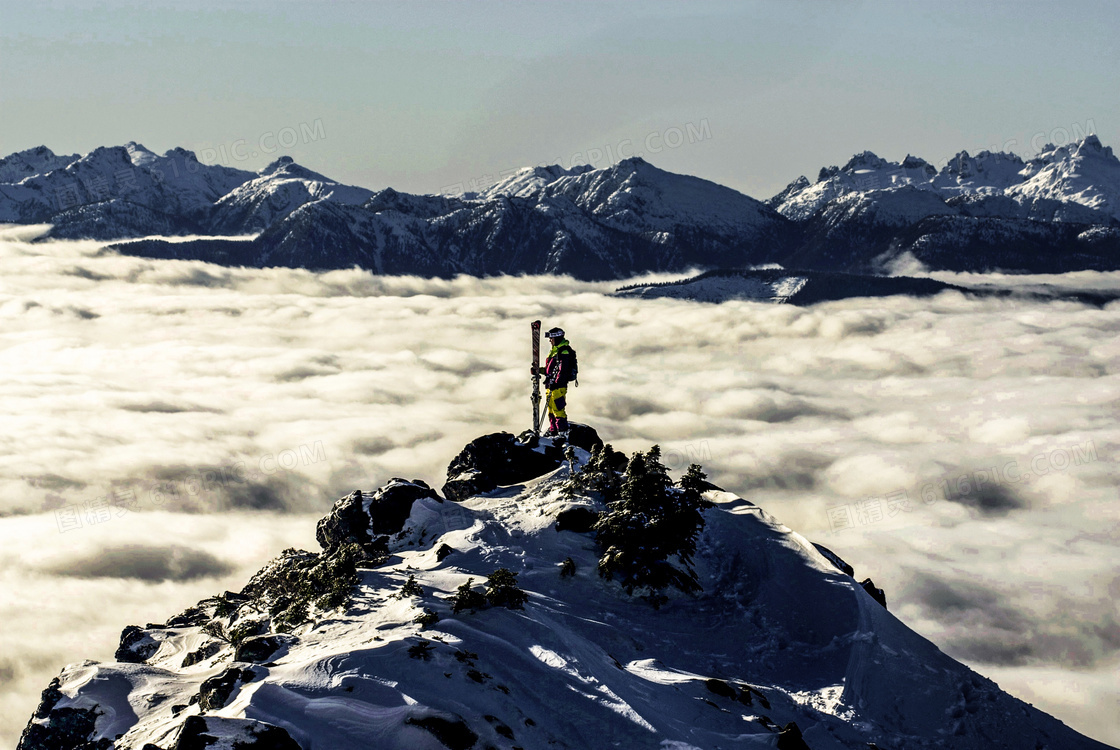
2, 0, 1117, 199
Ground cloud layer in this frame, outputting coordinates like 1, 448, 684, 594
1, 225, 1117, 746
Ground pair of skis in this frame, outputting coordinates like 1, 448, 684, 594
531, 320, 544, 434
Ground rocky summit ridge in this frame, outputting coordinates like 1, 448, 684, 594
19, 427, 1111, 750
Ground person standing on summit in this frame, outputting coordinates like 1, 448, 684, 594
543, 327, 577, 437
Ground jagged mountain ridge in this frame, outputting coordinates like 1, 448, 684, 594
613, 268, 973, 305
19, 428, 1112, 750
769, 136, 1120, 222
107, 156, 790, 281
613, 268, 1120, 307
767, 136, 1120, 275
2, 138, 1119, 279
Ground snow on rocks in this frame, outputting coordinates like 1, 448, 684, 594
315, 480, 442, 555
771, 136, 1120, 224
440, 426, 601, 503
18, 430, 1112, 750
4, 137, 1120, 277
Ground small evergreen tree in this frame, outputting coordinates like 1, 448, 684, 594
485, 568, 529, 609
448, 578, 486, 614
594, 447, 710, 601
559, 557, 576, 578
395, 574, 424, 599
563, 443, 626, 502
408, 640, 434, 660
414, 608, 439, 627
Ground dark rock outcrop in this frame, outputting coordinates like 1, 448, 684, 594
555, 506, 601, 533
704, 678, 737, 699
443, 432, 562, 501
166, 605, 210, 628
369, 479, 441, 534
860, 577, 888, 609
197, 667, 255, 712
776, 721, 813, 749
173, 715, 301, 750
316, 479, 441, 553
29, 678, 64, 721
235, 634, 295, 664
181, 640, 224, 668
442, 426, 602, 502
18, 700, 111, 750
565, 422, 604, 453
813, 543, 855, 577
115, 624, 160, 663
403, 714, 478, 750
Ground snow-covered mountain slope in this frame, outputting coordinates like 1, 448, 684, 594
761, 137, 1120, 275
771, 136, 1120, 224
494, 156, 780, 237
0, 145, 79, 184
110, 160, 796, 280
208, 157, 375, 235
1006, 136, 1120, 220
616, 269, 811, 304
123, 142, 256, 217
0, 144, 366, 240
613, 268, 1120, 307
20, 430, 1111, 750
4, 137, 1120, 277
931, 149, 1027, 193
768, 151, 939, 223
476, 164, 595, 199
236, 156, 792, 279
0, 144, 257, 237
614, 268, 972, 305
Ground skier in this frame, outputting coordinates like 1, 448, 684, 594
542, 327, 577, 437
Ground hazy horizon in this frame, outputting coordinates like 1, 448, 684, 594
3, 1, 1117, 199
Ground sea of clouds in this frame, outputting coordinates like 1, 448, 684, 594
1, 224, 1116, 747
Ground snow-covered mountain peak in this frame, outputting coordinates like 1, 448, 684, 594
472, 155, 782, 244
900, 154, 937, 177
841, 150, 889, 173
11, 144, 56, 160
124, 141, 158, 166
19, 428, 1112, 750
258, 155, 328, 182
613, 154, 652, 171
772, 136, 1120, 222
208, 156, 374, 234
535, 155, 779, 234
259, 155, 293, 174
1031, 135, 1114, 166
932, 149, 1026, 192
478, 163, 593, 200
68, 145, 135, 172
1074, 133, 1112, 157
1008, 135, 1120, 220
765, 175, 811, 209
0, 145, 79, 184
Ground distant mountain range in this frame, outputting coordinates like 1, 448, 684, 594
612, 267, 1120, 307
2, 137, 1118, 279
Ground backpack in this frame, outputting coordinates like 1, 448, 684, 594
554, 343, 578, 386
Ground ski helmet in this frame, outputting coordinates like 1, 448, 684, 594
546, 327, 565, 339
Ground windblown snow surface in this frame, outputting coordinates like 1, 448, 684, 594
29, 453, 1113, 749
